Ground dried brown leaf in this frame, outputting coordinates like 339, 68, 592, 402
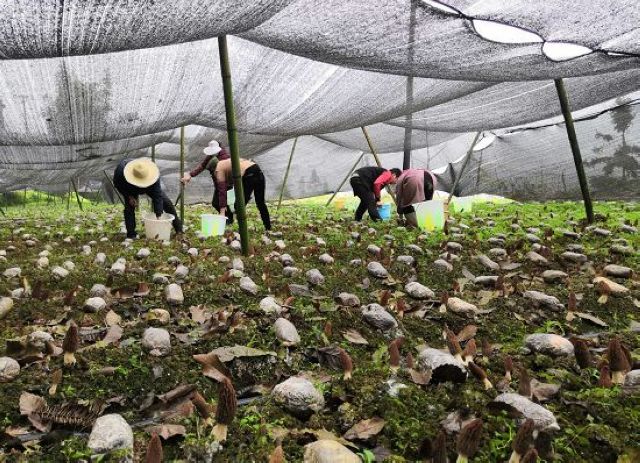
343, 417, 385, 440
342, 329, 369, 345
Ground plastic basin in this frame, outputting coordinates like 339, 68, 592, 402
143, 213, 174, 241
414, 200, 445, 232
450, 196, 474, 214
378, 203, 392, 220
201, 214, 227, 237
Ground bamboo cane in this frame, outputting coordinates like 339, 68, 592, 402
326, 152, 366, 206
180, 126, 185, 222
277, 137, 298, 210
447, 132, 481, 204
71, 178, 83, 211
361, 126, 397, 205
102, 170, 125, 206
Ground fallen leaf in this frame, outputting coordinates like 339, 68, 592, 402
134, 282, 150, 297
4, 426, 31, 437
189, 305, 210, 324
103, 325, 123, 345
574, 312, 608, 327
456, 325, 477, 342
477, 290, 498, 306
344, 417, 385, 440
207, 345, 276, 362
105, 310, 121, 327
192, 353, 231, 382
19, 392, 46, 416
145, 424, 187, 440
409, 368, 432, 385
343, 329, 369, 345
462, 267, 476, 280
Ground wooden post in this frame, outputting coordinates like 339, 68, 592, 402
218, 35, 249, 256
71, 178, 83, 211
326, 152, 366, 206
277, 137, 298, 210
151, 144, 156, 162
554, 78, 594, 223
361, 126, 397, 205
447, 132, 481, 204
179, 126, 185, 223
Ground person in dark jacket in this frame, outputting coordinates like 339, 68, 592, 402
350, 166, 401, 221
113, 158, 182, 239
181, 140, 271, 230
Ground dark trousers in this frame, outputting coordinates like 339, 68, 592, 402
121, 191, 182, 238
350, 177, 381, 221
213, 164, 271, 230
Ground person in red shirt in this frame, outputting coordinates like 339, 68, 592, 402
349, 166, 401, 221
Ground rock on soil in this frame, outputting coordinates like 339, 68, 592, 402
164, 283, 184, 305
274, 318, 300, 346
303, 440, 360, 463
524, 333, 574, 357
561, 251, 587, 264
318, 253, 334, 264
0, 297, 14, 319
362, 304, 398, 331
83, 297, 107, 313
491, 393, 559, 431
142, 327, 171, 356
476, 254, 500, 271
417, 348, 466, 383
603, 264, 632, 278
523, 291, 563, 311
367, 261, 389, 278
282, 267, 301, 277
404, 282, 435, 300
260, 297, 284, 315
396, 255, 415, 266
306, 269, 325, 286
446, 297, 479, 315
335, 292, 360, 307
526, 251, 548, 264
51, 266, 69, 279
88, 414, 134, 454
593, 276, 629, 296
433, 259, 453, 272
3, 267, 21, 279
153, 273, 170, 284
239, 277, 259, 295
541, 270, 568, 283
272, 377, 325, 416
90, 284, 108, 298
0, 357, 20, 382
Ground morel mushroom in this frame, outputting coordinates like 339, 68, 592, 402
468, 362, 493, 390
456, 418, 483, 463
597, 364, 612, 388
144, 432, 163, 463
433, 429, 448, 463
504, 355, 514, 382
269, 439, 285, 463
518, 367, 532, 399
212, 377, 237, 442
572, 338, 592, 369
389, 339, 402, 373
509, 419, 534, 463
462, 339, 477, 365
338, 347, 353, 381
62, 321, 79, 366
446, 328, 463, 363
417, 436, 433, 462
191, 391, 213, 426
607, 338, 631, 385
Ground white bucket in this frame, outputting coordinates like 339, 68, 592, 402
201, 214, 227, 237
143, 212, 174, 241
450, 196, 474, 213
414, 200, 445, 232
227, 189, 236, 212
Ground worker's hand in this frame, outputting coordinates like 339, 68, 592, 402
128, 197, 138, 208
156, 214, 162, 219
180, 174, 191, 185
376, 200, 383, 206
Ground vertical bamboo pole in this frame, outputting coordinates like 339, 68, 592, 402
151, 144, 156, 162
103, 170, 125, 205
447, 132, 481, 204
554, 78, 594, 223
403, 0, 417, 170
361, 126, 397, 205
66, 183, 71, 210
71, 178, 83, 211
179, 126, 185, 222
326, 152, 366, 206
218, 35, 249, 256
277, 137, 298, 210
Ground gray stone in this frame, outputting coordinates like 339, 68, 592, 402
604, 264, 633, 278
367, 244, 381, 255
289, 284, 312, 297
218, 256, 230, 264
230, 240, 242, 251
592, 227, 611, 237
367, 261, 389, 278
488, 248, 507, 260
621, 224, 637, 233
275, 240, 286, 250
273, 377, 325, 416
526, 251, 548, 264
524, 333, 574, 357
94, 253, 107, 266
362, 304, 397, 331
0, 297, 14, 319
561, 251, 588, 264
303, 440, 360, 463
0, 357, 20, 382
174, 265, 189, 279
274, 318, 300, 346
27, 331, 53, 350
492, 393, 559, 431
565, 244, 584, 252
406, 244, 424, 255
306, 269, 325, 286
318, 253, 334, 264
447, 297, 479, 315
474, 275, 499, 286
404, 282, 435, 300
164, 283, 184, 305
417, 348, 466, 383
610, 244, 634, 256
88, 414, 134, 454
3, 267, 21, 279
561, 229, 581, 239
476, 254, 500, 271
349, 259, 362, 266
36, 256, 49, 269
433, 259, 454, 272
147, 309, 170, 324
541, 270, 568, 283
527, 227, 540, 234
62, 261, 75, 271
488, 237, 506, 246
142, 327, 171, 356
52, 266, 69, 279
110, 259, 126, 275
593, 276, 628, 296
526, 233, 541, 243
523, 291, 563, 311
187, 247, 198, 257
239, 276, 259, 295
152, 273, 170, 285
623, 370, 640, 389
439, 252, 461, 262
282, 266, 301, 277
83, 297, 107, 313
446, 242, 463, 253
259, 297, 284, 315
136, 248, 150, 259
167, 256, 181, 265
335, 292, 360, 307
280, 254, 294, 266
396, 255, 415, 266
232, 258, 244, 271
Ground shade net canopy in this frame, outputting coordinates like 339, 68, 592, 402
0, 1, 639, 203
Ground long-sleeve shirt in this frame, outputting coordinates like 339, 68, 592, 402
396, 169, 437, 211
113, 159, 164, 216
372, 171, 394, 201
189, 155, 255, 208
352, 166, 392, 201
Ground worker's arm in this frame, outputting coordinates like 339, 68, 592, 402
373, 171, 393, 202
148, 182, 164, 217
182, 155, 214, 184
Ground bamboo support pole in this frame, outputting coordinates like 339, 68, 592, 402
325, 152, 366, 206
218, 35, 249, 255
71, 178, 83, 211
179, 126, 185, 222
277, 137, 298, 210
151, 144, 156, 162
103, 170, 125, 206
361, 126, 397, 205
554, 78, 594, 223
447, 132, 481, 204
66, 184, 71, 210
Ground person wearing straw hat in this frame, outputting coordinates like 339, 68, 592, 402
395, 168, 437, 228
181, 140, 271, 231
113, 157, 183, 239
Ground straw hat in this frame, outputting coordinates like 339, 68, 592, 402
123, 158, 160, 188
203, 140, 222, 156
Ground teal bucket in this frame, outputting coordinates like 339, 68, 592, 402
377, 203, 392, 220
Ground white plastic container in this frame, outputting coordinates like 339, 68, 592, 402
201, 214, 226, 237
450, 196, 474, 213
143, 213, 174, 241
414, 200, 445, 232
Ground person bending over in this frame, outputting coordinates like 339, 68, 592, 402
349, 166, 401, 221
396, 168, 437, 228
181, 140, 271, 231
113, 158, 183, 239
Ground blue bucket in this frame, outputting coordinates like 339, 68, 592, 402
377, 203, 392, 220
